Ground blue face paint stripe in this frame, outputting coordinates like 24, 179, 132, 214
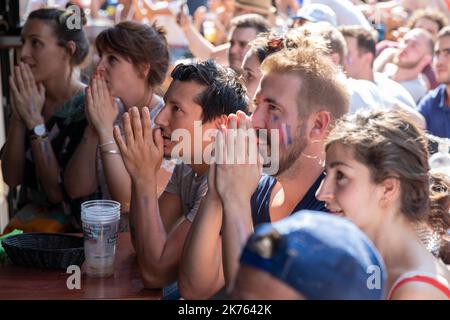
285, 124, 292, 145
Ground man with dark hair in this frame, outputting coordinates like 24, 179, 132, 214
176, 11, 271, 74
418, 26, 450, 138
113, 59, 249, 289
339, 25, 417, 109
227, 14, 271, 74
407, 9, 449, 40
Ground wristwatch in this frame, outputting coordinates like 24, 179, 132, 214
28, 123, 48, 140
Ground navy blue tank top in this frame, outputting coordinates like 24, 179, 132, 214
250, 173, 327, 226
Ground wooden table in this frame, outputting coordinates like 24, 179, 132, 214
0, 233, 162, 300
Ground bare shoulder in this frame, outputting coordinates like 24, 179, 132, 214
435, 259, 450, 283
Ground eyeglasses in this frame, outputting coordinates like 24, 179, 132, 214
171, 63, 212, 86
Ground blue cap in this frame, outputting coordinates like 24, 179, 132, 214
240, 210, 386, 299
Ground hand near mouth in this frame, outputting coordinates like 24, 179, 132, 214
114, 106, 164, 182
85, 74, 119, 140
9, 62, 45, 129
215, 110, 263, 204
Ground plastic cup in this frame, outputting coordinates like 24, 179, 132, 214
81, 200, 120, 278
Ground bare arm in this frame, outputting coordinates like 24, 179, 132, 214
6, 63, 63, 203
1, 116, 26, 187
64, 125, 99, 199
85, 76, 131, 211
115, 106, 190, 288
176, 8, 229, 64
128, 189, 182, 250
178, 165, 225, 300
374, 47, 398, 73
27, 135, 64, 203
215, 112, 261, 292
142, 0, 172, 15
131, 179, 188, 288
221, 196, 254, 291
98, 129, 132, 212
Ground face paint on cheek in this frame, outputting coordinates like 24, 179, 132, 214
279, 123, 292, 147
271, 115, 279, 123
346, 56, 352, 66
285, 124, 292, 145
278, 123, 284, 146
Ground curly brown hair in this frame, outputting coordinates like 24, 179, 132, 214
429, 173, 450, 235
407, 9, 449, 35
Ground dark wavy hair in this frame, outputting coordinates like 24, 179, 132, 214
170, 59, 249, 122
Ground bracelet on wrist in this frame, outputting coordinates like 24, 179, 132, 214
99, 140, 116, 149
101, 149, 121, 155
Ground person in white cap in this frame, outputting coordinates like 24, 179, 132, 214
304, 0, 372, 29
292, 3, 338, 27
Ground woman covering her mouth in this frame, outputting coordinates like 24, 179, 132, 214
64, 21, 174, 230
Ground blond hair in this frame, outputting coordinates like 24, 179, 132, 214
260, 40, 349, 120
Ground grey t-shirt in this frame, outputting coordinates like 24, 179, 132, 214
164, 162, 208, 222
373, 72, 417, 109
383, 63, 428, 104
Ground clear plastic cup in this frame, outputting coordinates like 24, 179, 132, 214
81, 200, 120, 278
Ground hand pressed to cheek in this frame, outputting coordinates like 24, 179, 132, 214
215, 112, 262, 203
